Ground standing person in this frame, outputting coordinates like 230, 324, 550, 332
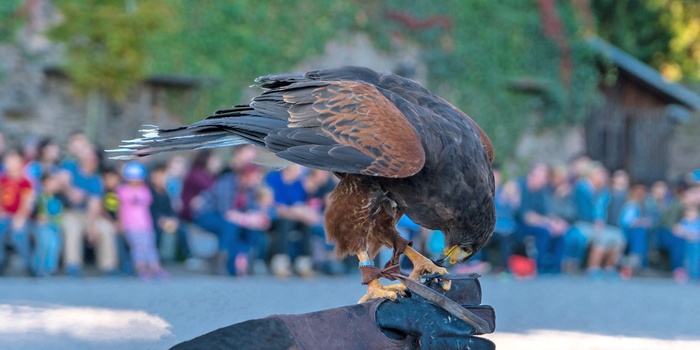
676, 203, 700, 282
180, 150, 221, 222
0, 148, 34, 275
150, 163, 190, 263
117, 162, 167, 280
61, 145, 118, 276
32, 173, 64, 276
619, 184, 652, 279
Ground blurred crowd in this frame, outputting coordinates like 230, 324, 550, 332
468, 156, 700, 283
1, 129, 699, 283
0, 129, 349, 279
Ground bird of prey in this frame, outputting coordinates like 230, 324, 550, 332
111, 66, 495, 302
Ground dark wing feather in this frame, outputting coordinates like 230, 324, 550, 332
111, 67, 426, 178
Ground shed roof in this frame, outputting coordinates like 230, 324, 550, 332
587, 37, 700, 111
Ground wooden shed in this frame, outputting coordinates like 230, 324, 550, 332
585, 38, 700, 184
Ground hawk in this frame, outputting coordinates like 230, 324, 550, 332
111, 66, 495, 301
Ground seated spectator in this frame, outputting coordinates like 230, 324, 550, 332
573, 163, 626, 277
227, 166, 274, 274
675, 202, 700, 282
0, 148, 34, 275
180, 150, 221, 222
646, 180, 671, 229
515, 163, 565, 274
102, 166, 132, 274
150, 163, 191, 263
567, 154, 592, 185
549, 165, 581, 274
194, 162, 271, 276
24, 137, 61, 192
117, 162, 167, 280
267, 164, 319, 278
164, 155, 188, 214
61, 145, 118, 276
656, 182, 688, 281
32, 173, 64, 276
619, 184, 653, 279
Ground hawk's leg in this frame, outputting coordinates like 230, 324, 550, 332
357, 251, 406, 303
403, 246, 451, 291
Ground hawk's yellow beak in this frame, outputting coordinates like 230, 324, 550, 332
443, 245, 473, 265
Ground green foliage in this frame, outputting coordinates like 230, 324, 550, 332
141, 0, 600, 159
592, 0, 700, 81
49, 0, 175, 99
0, 0, 24, 44
145, 0, 360, 120
360, 0, 600, 159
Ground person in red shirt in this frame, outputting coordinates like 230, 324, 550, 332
0, 148, 34, 275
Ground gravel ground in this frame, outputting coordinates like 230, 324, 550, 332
1, 271, 699, 349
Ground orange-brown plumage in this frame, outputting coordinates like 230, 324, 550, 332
324, 174, 405, 258
284, 81, 425, 178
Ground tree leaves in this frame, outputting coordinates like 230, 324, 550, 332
49, 0, 175, 99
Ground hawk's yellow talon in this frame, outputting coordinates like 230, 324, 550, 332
358, 279, 407, 303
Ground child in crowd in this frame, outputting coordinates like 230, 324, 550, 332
676, 204, 700, 282
225, 165, 274, 275
150, 163, 190, 262
32, 173, 64, 276
102, 167, 132, 274
117, 162, 167, 280
0, 148, 33, 275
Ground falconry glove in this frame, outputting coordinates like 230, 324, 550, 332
171, 274, 495, 350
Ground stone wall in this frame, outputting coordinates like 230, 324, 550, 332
0, 66, 196, 152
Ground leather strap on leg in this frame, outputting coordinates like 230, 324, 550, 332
360, 266, 383, 285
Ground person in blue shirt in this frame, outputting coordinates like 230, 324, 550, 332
619, 184, 652, 279
266, 164, 319, 277
515, 163, 565, 274
676, 203, 700, 281
572, 163, 626, 277
60, 144, 118, 276
32, 173, 64, 276
195, 162, 272, 276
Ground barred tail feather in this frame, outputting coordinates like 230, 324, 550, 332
107, 125, 249, 160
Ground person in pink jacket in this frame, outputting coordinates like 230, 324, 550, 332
117, 162, 167, 280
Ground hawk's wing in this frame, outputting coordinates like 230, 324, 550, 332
111, 69, 426, 178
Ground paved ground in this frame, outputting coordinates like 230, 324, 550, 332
1, 272, 699, 349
